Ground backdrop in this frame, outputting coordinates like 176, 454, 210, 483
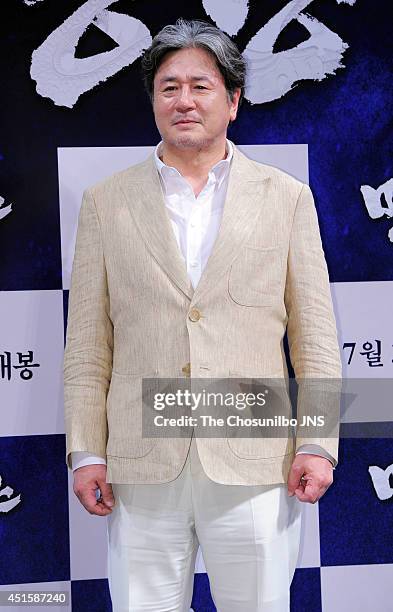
1, 1, 392, 610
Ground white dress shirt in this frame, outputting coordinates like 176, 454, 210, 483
71, 140, 335, 471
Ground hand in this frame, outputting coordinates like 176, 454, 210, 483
287, 453, 334, 503
73, 464, 115, 516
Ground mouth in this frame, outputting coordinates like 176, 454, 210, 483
174, 120, 199, 125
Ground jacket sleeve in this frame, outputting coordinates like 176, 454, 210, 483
63, 188, 114, 469
284, 183, 342, 467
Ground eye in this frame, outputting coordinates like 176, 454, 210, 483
163, 86, 176, 92
195, 85, 206, 89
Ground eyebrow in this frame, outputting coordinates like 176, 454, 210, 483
158, 75, 215, 86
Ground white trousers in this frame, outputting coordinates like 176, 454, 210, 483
107, 436, 303, 612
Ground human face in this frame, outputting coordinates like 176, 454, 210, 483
152, 47, 240, 151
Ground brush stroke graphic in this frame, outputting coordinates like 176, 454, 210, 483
361, 178, 393, 244
243, 0, 355, 104
368, 464, 393, 501
31, 0, 152, 108
0, 195, 12, 221
30, 0, 356, 107
202, 0, 250, 35
0, 474, 22, 513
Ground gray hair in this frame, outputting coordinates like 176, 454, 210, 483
140, 18, 247, 113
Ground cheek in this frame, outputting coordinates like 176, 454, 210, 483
156, 101, 176, 118
210, 108, 230, 126
204, 97, 230, 120
153, 106, 170, 127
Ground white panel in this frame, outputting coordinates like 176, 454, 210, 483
0, 290, 65, 436
332, 280, 393, 378
321, 564, 393, 612
296, 503, 321, 568
331, 280, 393, 422
237, 144, 309, 183
68, 470, 109, 581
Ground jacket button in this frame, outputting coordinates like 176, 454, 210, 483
189, 308, 201, 322
182, 362, 191, 377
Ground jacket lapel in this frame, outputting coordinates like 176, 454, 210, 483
120, 155, 194, 300
119, 141, 272, 303
190, 143, 272, 305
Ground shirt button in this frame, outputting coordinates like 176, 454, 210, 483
190, 261, 198, 268
188, 308, 201, 322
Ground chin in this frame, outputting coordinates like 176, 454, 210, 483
166, 134, 212, 150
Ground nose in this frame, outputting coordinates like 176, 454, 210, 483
175, 86, 196, 111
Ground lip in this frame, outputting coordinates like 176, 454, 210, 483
174, 120, 198, 124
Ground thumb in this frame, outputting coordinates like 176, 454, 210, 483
97, 480, 115, 508
287, 466, 303, 496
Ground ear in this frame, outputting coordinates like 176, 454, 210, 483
229, 87, 241, 122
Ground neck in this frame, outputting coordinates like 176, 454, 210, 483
160, 137, 228, 179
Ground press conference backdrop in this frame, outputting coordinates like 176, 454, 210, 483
0, 1, 392, 610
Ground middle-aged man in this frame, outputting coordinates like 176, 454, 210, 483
64, 18, 342, 612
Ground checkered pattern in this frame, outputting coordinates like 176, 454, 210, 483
1, 144, 392, 612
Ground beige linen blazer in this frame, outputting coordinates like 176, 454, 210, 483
63, 141, 342, 485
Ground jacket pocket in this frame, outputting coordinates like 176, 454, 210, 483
228, 245, 283, 307
226, 437, 294, 460
106, 370, 158, 459
225, 369, 294, 459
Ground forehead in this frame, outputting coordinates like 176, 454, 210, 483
154, 47, 222, 82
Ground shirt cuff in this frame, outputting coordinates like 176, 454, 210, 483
71, 451, 107, 472
295, 444, 336, 468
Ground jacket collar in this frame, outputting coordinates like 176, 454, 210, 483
153, 138, 234, 195
119, 140, 272, 303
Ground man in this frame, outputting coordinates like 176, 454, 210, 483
64, 18, 342, 612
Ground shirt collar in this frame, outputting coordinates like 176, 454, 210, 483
154, 139, 233, 192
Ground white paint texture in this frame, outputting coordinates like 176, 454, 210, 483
368, 464, 393, 501
0, 474, 21, 513
0, 196, 12, 221
361, 178, 393, 244
243, 0, 351, 104
202, 0, 249, 35
30, 0, 152, 108
29, 0, 356, 107
361, 179, 393, 219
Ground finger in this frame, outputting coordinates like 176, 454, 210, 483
97, 481, 115, 508
287, 465, 304, 495
75, 485, 112, 516
294, 480, 322, 504
80, 494, 114, 516
93, 498, 114, 516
